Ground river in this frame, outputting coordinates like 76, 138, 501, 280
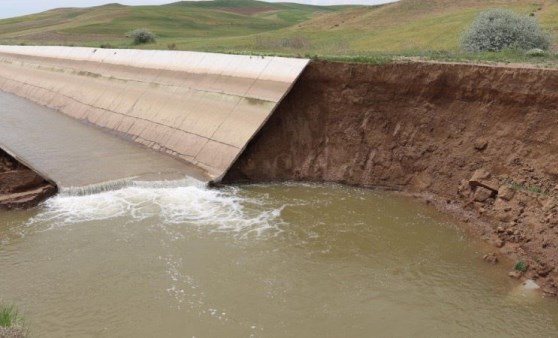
1, 181, 557, 337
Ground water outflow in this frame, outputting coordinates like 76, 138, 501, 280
29, 178, 284, 237
0, 91, 209, 195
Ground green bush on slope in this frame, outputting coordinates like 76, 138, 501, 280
462, 9, 551, 52
129, 28, 156, 45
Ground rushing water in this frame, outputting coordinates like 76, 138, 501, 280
1, 181, 557, 337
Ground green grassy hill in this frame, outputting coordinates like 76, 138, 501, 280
204, 0, 553, 55
0, 0, 556, 60
0, 0, 341, 47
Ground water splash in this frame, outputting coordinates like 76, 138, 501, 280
28, 179, 285, 237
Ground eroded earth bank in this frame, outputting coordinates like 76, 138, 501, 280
225, 60, 558, 295
0, 149, 56, 209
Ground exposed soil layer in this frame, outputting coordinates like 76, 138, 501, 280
0, 149, 56, 210
225, 60, 558, 295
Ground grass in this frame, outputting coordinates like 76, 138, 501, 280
514, 260, 529, 273
0, 0, 340, 47
221, 49, 558, 67
400, 49, 558, 67
0, 304, 23, 328
509, 182, 545, 194
0, 304, 25, 338
0, 0, 558, 66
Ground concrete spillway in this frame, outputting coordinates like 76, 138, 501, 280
0, 91, 208, 195
0, 46, 309, 187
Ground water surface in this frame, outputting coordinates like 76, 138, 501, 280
1, 182, 557, 337
0, 91, 208, 194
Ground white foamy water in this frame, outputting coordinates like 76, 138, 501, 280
29, 179, 285, 237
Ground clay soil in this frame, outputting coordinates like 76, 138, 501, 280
225, 60, 558, 295
0, 149, 56, 209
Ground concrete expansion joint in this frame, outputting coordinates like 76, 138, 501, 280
1, 75, 241, 150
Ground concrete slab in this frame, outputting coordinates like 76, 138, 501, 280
0, 46, 309, 181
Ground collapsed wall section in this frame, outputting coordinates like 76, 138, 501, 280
227, 61, 558, 187
0, 46, 308, 180
225, 60, 558, 292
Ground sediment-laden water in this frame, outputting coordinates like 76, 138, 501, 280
1, 182, 557, 337
0, 91, 208, 194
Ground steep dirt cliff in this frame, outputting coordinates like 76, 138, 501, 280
226, 60, 558, 295
0, 149, 56, 209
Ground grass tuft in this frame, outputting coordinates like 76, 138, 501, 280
0, 305, 21, 328
514, 260, 529, 272
0, 304, 26, 338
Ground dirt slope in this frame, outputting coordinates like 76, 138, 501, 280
226, 60, 558, 295
0, 149, 56, 209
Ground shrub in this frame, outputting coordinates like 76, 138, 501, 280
525, 48, 545, 57
461, 9, 551, 52
514, 260, 528, 272
167, 43, 177, 50
129, 28, 156, 45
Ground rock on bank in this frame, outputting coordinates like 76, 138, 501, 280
225, 60, 558, 295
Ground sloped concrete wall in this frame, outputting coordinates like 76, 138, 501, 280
0, 46, 308, 180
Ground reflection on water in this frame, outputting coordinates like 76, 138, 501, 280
1, 183, 557, 337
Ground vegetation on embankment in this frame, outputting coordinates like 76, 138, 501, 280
1, 0, 558, 66
225, 60, 558, 295
0, 304, 26, 338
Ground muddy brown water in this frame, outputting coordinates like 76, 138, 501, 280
0, 91, 208, 194
1, 182, 558, 337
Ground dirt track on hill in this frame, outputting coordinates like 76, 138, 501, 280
226, 60, 558, 295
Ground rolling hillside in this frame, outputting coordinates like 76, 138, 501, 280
0, 1, 342, 46
0, 0, 556, 56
